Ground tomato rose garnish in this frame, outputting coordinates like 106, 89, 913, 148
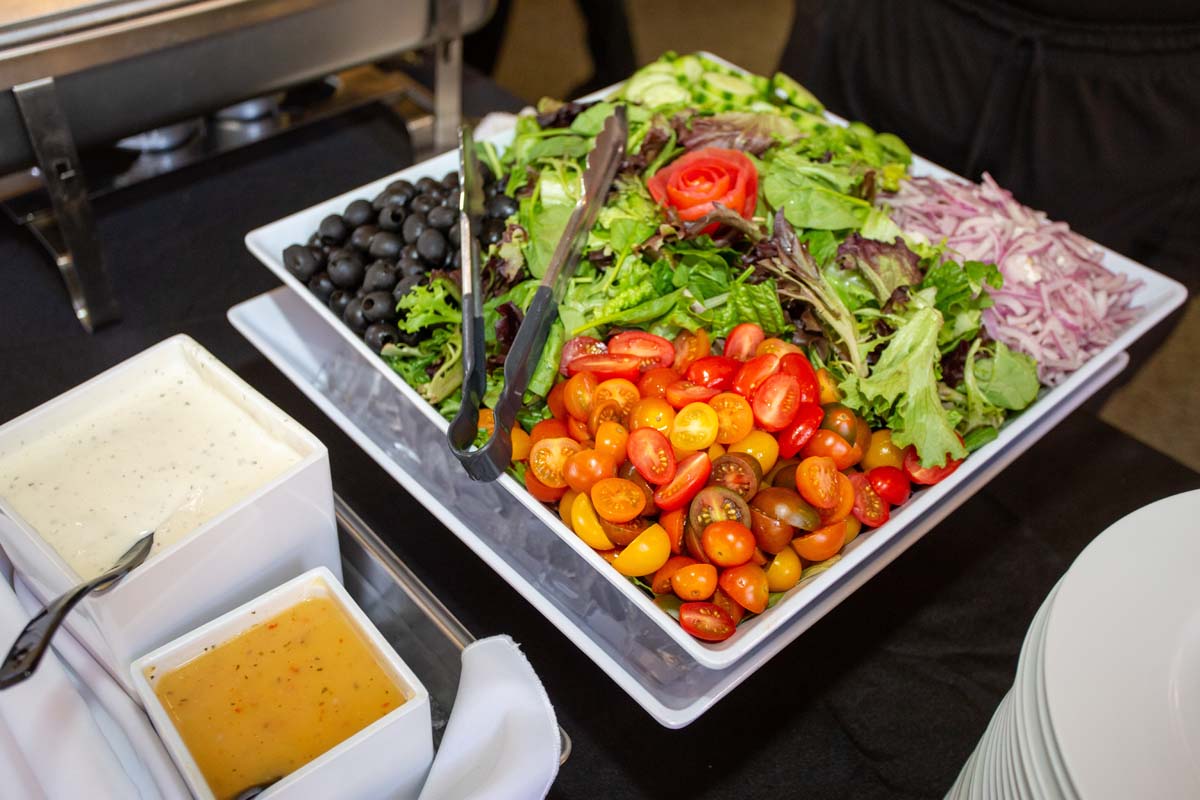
646, 147, 758, 233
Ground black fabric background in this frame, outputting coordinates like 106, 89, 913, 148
1, 72, 1196, 799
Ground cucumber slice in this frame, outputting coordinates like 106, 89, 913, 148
624, 71, 682, 104
636, 81, 691, 109
673, 54, 704, 84
771, 72, 825, 113
700, 72, 760, 101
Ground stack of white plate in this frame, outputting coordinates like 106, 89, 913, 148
947, 489, 1200, 799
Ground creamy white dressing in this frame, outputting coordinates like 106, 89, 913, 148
0, 358, 303, 580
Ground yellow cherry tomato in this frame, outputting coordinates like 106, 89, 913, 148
672, 443, 697, 461
816, 368, 842, 404
627, 397, 676, 435
594, 421, 629, 464
510, 426, 532, 462
570, 492, 615, 550
558, 488, 579, 524
728, 430, 780, 474
611, 523, 671, 577
861, 429, 905, 471
842, 514, 862, 546
707, 442, 726, 461
766, 545, 803, 592
670, 402, 720, 452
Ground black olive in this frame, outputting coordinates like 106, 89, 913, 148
416, 176, 440, 194
328, 288, 353, 317
441, 171, 460, 188
398, 256, 425, 277
307, 271, 336, 302
481, 218, 505, 246
326, 246, 354, 263
426, 206, 458, 231
392, 274, 422, 301
377, 206, 405, 231
416, 228, 447, 265
283, 244, 321, 281
309, 245, 328, 268
399, 243, 420, 262
479, 163, 495, 185
448, 222, 461, 246
386, 179, 415, 196
410, 195, 437, 216
350, 225, 379, 251
402, 212, 427, 244
442, 188, 460, 208
327, 253, 365, 288
369, 231, 403, 259
343, 198, 375, 227
318, 214, 349, 243
449, 249, 462, 270
362, 261, 399, 292
484, 182, 501, 198
486, 194, 519, 219
364, 322, 400, 353
356, 286, 371, 298
342, 297, 369, 333
371, 190, 390, 211
306, 232, 322, 247
361, 290, 399, 322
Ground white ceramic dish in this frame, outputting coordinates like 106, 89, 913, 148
132, 566, 433, 800
0, 335, 340, 689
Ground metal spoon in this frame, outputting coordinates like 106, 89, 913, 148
0, 531, 155, 689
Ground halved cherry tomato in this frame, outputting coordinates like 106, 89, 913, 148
868, 466, 911, 505
617, 460, 657, 516
566, 353, 641, 382
708, 453, 762, 500
727, 430, 779, 474
652, 555, 697, 595
779, 353, 819, 404
637, 367, 680, 399
627, 427, 676, 485
756, 337, 803, 358
777, 402, 824, 459
510, 426, 532, 461
562, 372, 597, 421
689, 486, 752, 533
723, 323, 765, 361
711, 586, 746, 624
801, 429, 857, 470
611, 523, 670, 577
700, 520, 756, 567
593, 421, 629, 463
749, 506, 794, 554
862, 429, 905, 471
653, 451, 711, 511
750, 486, 821, 532
903, 446, 962, 485
627, 397, 675, 434
732, 354, 780, 397
588, 400, 624, 436
709, 392, 754, 445
849, 472, 890, 527
562, 449, 616, 493
559, 336, 605, 376
566, 416, 590, 442
672, 329, 711, 373
719, 563, 770, 614
817, 471, 855, 525
751, 373, 802, 432
766, 546, 803, 592
816, 367, 841, 404
525, 469, 566, 503
796, 456, 840, 509
546, 381, 568, 421
679, 602, 735, 642
664, 380, 719, 409
529, 418, 569, 447
671, 563, 717, 601
683, 518, 710, 564
608, 331, 675, 371
659, 507, 685, 554
594, 378, 640, 417
570, 492, 615, 549
686, 356, 739, 390
530, 437, 582, 488
599, 516, 646, 547
670, 402, 719, 451
590, 477, 646, 523
791, 519, 846, 561
558, 488, 579, 523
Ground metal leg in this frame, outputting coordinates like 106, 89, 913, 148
12, 78, 119, 332
432, 0, 463, 156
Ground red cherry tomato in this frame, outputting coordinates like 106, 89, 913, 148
679, 602, 735, 642
867, 466, 911, 506
607, 331, 675, 371
700, 520, 756, 567
637, 367, 680, 399
718, 563, 770, 614
524, 468, 567, 503
627, 427, 676, 485
546, 382, 568, 421
801, 428, 857, 470
731, 354, 780, 398
673, 329, 711, 373
751, 373, 802, 432
559, 336, 605, 376
566, 353, 642, 382
664, 380, 719, 409
779, 353, 820, 404
685, 356, 740, 391
849, 472, 890, 527
903, 446, 963, 485
652, 452, 712, 511
777, 402, 824, 459
563, 371, 598, 421
723, 323, 765, 361
529, 418, 570, 447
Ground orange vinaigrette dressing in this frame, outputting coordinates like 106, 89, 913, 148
150, 595, 404, 799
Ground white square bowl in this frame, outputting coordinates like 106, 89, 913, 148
132, 566, 433, 800
0, 334, 340, 688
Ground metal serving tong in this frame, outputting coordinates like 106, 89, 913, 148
448, 107, 627, 481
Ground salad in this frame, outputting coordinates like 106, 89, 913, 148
284, 52, 1140, 642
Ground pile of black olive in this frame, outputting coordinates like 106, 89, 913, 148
281, 168, 518, 353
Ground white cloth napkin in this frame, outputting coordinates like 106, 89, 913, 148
418, 635, 561, 800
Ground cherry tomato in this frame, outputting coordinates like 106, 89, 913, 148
683, 518, 710, 564
566, 415, 590, 442
558, 488, 579, 523
590, 476, 646, 523
817, 471, 855, 525
653, 452, 712, 511
598, 516, 646, 547
843, 515, 862, 545
765, 458, 800, 488
711, 586, 746, 624
588, 401, 624, 437
562, 449, 616, 493
791, 520, 846, 561
862, 429, 906, 471
820, 403, 860, 445
727, 430, 779, 474
766, 546, 803, 592
559, 336, 605, 376
529, 418, 569, 447
670, 402, 720, 451
637, 367, 680, 399
672, 329, 711, 373
525, 469, 566, 503
749, 506, 793, 554
750, 486, 822, 532
627, 427, 676, 485
593, 378, 640, 417
679, 601, 735, 642
665, 380, 719, 409
670, 563, 717, 600
777, 402, 824, 459
701, 520, 756, 567
686, 356, 740, 390
751, 373, 802, 432
651, 555, 698, 595
611, 523, 671, 577
708, 453, 762, 500
756, 338, 803, 357
570, 492, 617, 549
689, 486, 752, 533
659, 507, 685, 554
627, 397, 675, 434
476, 408, 495, 439
723, 323, 765, 361
566, 353, 641, 382
795, 456, 840, 509
617, 460, 658, 517
801, 429, 857, 470
868, 466, 911, 506
708, 442, 727, 461
594, 421, 628, 463
510, 426, 532, 461
546, 381, 568, 421
779, 353, 819, 404
903, 446, 963, 485
708, 392, 754, 445
849, 472, 890, 527
719, 563, 770, 614
816, 367, 841, 404
608, 331, 675, 371
732, 354, 780, 398
529, 437, 582, 488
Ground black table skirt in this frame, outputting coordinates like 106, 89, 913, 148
1, 74, 1195, 799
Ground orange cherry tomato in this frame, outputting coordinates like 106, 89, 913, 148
566, 415, 591, 442
816, 367, 842, 404
510, 426, 532, 461
700, 520, 756, 567
588, 400, 624, 436
732, 354, 780, 397
590, 477, 647, 523
801, 429, 857, 470
817, 471, 855, 525
673, 328, 711, 373
627, 397, 675, 434
723, 323, 765, 361
529, 437, 581, 489
593, 421, 629, 463
627, 427, 676, 485
862, 429, 906, 471
477, 408, 495, 437
525, 468, 567, 503
756, 337, 803, 358
796, 456, 841, 509
659, 508, 686, 554
529, 418, 570, 447
546, 381, 568, 421
563, 448, 616, 493
637, 367, 680, 399
791, 519, 846, 561
718, 563, 770, 614
664, 380, 719, 409
670, 402, 720, 451
563, 372, 598, 421
709, 392, 754, 445
594, 378, 640, 417
671, 563, 718, 601
652, 555, 698, 595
